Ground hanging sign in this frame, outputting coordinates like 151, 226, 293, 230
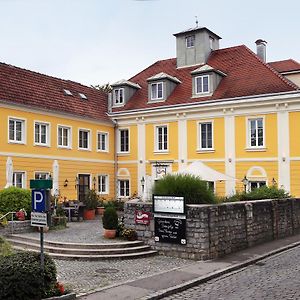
135, 210, 151, 225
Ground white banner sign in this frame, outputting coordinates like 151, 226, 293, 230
31, 212, 48, 227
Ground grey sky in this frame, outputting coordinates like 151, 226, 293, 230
0, 0, 299, 86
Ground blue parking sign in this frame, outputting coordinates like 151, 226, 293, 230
32, 189, 46, 212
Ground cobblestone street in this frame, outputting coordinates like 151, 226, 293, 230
163, 246, 300, 300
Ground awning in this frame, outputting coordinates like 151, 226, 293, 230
175, 161, 236, 181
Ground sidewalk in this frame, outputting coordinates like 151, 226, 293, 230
78, 233, 300, 300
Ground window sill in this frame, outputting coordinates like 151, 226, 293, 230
34, 143, 50, 148
8, 140, 25, 145
97, 149, 109, 153
58, 146, 72, 150
117, 152, 130, 156
97, 192, 109, 195
147, 99, 165, 103
191, 92, 213, 98
245, 147, 267, 152
154, 151, 169, 154
78, 148, 91, 152
196, 149, 215, 153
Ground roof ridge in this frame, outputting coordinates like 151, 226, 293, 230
0, 61, 99, 92
242, 46, 299, 90
129, 58, 176, 81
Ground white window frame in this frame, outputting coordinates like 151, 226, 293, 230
34, 121, 50, 147
12, 171, 26, 189
195, 75, 210, 95
155, 124, 168, 152
34, 171, 50, 180
78, 128, 91, 151
8, 117, 26, 144
113, 88, 124, 106
118, 179, 130, 198
150, 82, 163, 100
186, 35, 195, 48
249, 180, 267, 192
57, 125, 72, 149
246, 117, 265, 149
97, 174, 109, 194
198, 121, 214, 151
97, 131, 109, 152
118, 128, 130, 154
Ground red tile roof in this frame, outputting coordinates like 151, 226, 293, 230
112, 46, 298, 112
0, 62, 110, 122
268, 59, 300, 73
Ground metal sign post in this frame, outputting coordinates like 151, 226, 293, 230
30, 179, 52, 272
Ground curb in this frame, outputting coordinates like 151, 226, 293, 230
141, 240, 300, 299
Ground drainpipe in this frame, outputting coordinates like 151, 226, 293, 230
112, 119, 118, 200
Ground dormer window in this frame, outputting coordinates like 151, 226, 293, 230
195, 75, 209, 94
114, 88, 124, 105
151, 82, 163, 100
209, 37, 214, 50
79, 93, 87, 100
186, 35, 195, 48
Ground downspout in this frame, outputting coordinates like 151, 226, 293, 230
112, 119, 118, 200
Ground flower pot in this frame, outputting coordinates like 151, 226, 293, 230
96, 207, 105, 216
104, 229, 117, 239
83, 209, 95, 220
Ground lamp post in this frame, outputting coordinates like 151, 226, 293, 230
242, 176, 248, 193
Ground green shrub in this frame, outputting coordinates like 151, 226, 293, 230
102, 206, 118, 229
83, 189, 99, 210
0, 236, 13, 257
0, 251, 57, 300
152, 174, 216, 204
222, 186, 290, 202
0, 187, 31, 217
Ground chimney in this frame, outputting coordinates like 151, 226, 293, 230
255, 39, 267, 62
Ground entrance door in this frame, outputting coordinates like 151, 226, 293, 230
78, 174, 90, 203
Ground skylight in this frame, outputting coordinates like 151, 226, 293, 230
63, 89, 73, 96
79, 93, 88, 100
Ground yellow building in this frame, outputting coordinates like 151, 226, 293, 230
0, 63, 115, 201
1, 27, 300, 199
109, 27, 300, 197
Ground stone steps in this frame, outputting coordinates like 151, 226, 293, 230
6, 235, 157, 260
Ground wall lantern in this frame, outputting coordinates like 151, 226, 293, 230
64, 179, 68, 187
93, 176, 97, 189
272, 177, 277, 186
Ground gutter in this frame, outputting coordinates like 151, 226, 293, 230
108, 90, 300, 118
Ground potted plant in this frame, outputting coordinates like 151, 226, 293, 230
96, 197, 105, 216
121, 228, 138, 241
102, 206, 118, 238
82, 189, 98, 220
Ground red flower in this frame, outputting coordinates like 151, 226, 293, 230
56, 282, 65, 295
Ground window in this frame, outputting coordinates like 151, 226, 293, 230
79, 129, 90, 150
118, 180, 130, 197
209, 36, 214, 49
156, 125, 168, 151
249, 118, 264, 147
207, 181, 215, 192
119, 129, 129, 153
13, 172, 25, 188
195, 75, 209, 94
114, 88, 124, 105
98, 175, 108, 194
34, 122, 49, 146
249, 181, 266, 191
35, 172, 50, 180
199, 122, 213, 150
9, 118, 25, 143
79, 93, 87, 100
186, 35, 195, 48
151, 82, 163, 100
58, 126, 71, 148
97, 132, 108, 152
63, 89, 73, 96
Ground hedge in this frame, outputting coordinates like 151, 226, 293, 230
0, 251, 57, 300
152, 174, 216, 204
0, 187, 31, 217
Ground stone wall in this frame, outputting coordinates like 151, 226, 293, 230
124, 198, 300, 260
0, 220, 33, 236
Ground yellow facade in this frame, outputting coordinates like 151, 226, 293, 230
0, 105, 115, 200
